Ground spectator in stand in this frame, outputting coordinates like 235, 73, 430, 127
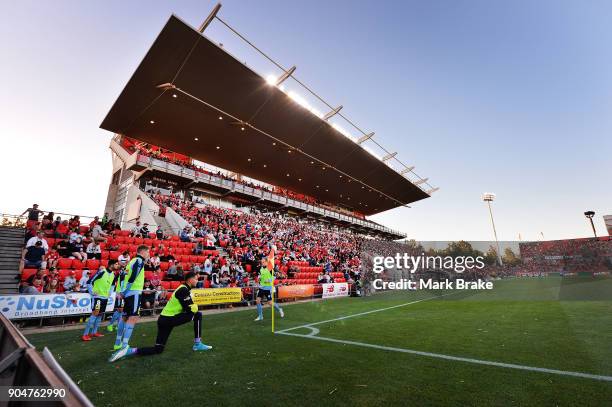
203, 256, 212, 275
141, 223, 150, 237
68, 216, 81, 232
118, 251, 131, 267
166, 260, 178, 280
89, 216, 100, 228
41, 214, 54, 233
86, 239, 102, 260
55, 240, 71, 258
155, 225, 166, 240
141, 280, 157, 311
145, 254, 161, 272
26, 231, 49, 252
55, 219, 70, 238
193, 240, 204, 255
179, 227, 191, 243
69, 230, 83, 243
131, 221, 142, 237
31, 277, 44, 293
210, 269, 220, 288
21, 203, 43, 229
68, 237, 87, 262
44, 278, 61, 293
20, 269, 46, 294
23, 241, 46, 269
90, 222, 107, 241
63, 271, 78, 292
78, 270, 90, 292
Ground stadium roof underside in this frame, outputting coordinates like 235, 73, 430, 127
101, 15, 430, 216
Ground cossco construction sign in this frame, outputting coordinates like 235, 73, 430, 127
0, 293, 115, 319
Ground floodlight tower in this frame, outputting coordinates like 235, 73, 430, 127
584, 210, 597, 238
482, 193, 503, 265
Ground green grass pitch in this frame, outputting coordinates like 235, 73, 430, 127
28, 277, 612, 406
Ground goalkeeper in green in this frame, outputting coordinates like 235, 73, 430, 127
109, 271, 211, 362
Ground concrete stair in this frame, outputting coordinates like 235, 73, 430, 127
0, 227, 24, 294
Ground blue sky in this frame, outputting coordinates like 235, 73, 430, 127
0, 0, 610, 240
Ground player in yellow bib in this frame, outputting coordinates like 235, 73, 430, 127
109, 271, 212, 362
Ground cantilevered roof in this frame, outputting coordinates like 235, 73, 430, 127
101, 15, 430, 215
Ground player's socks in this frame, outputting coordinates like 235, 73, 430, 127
92, 315, 102, 334
83, 316, 95, 336
121, 323, 135, 347
108, 311, 121, 330
194, 337, 201, 344
114, 319, 125, 347
257, 303, 263, 318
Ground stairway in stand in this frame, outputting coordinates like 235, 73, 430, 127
0, 227, 24, 294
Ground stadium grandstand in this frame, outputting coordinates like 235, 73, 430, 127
2, 8, 439, 314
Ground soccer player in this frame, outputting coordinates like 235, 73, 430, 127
109, 271, 212, 362
82, 265, 115, 341
106, 260, 125, 336
254, 257, 284, 321
112, 245, 149, 350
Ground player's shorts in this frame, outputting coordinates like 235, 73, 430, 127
123, 293, 141, 317
256, 288, 272, 301
114, 295, 124, 309
92, 297, 108, 313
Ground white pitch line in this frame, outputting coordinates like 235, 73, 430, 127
277, 332, 612, 383
276, 292, 455, 334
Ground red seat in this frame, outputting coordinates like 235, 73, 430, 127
72, 261, 83, 270
101, 259, 109, 268
189, 255, 198, 263
171, 235, 179, 241
79, 225, 89, 234
86, 259, 100, 270
149, 233, 157, 239
133, 237, 144, 245
57, 258, 73, 269
196, 255, 206, 263
101, 251, 109, 260
160, 262, 169, 271
143, 238, 153, 246
58, 269, 72, 280
21, 268, 38, 281
161, 281, 171, 290
109, 251, 120, 260
145, 271, 154, 281
115, 236, 125, 244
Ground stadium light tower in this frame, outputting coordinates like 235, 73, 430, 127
482, 193, 503, 265
584, 210, 597, 237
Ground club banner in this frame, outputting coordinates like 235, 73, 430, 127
322, 283, 349, 299
0, 293, 115, 320
278, 284, 314, 299
191, 288, 242, 305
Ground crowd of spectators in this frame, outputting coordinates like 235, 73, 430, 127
519, 238, 611, 274
151, 192, 362, 288
122, 136, 370, 220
